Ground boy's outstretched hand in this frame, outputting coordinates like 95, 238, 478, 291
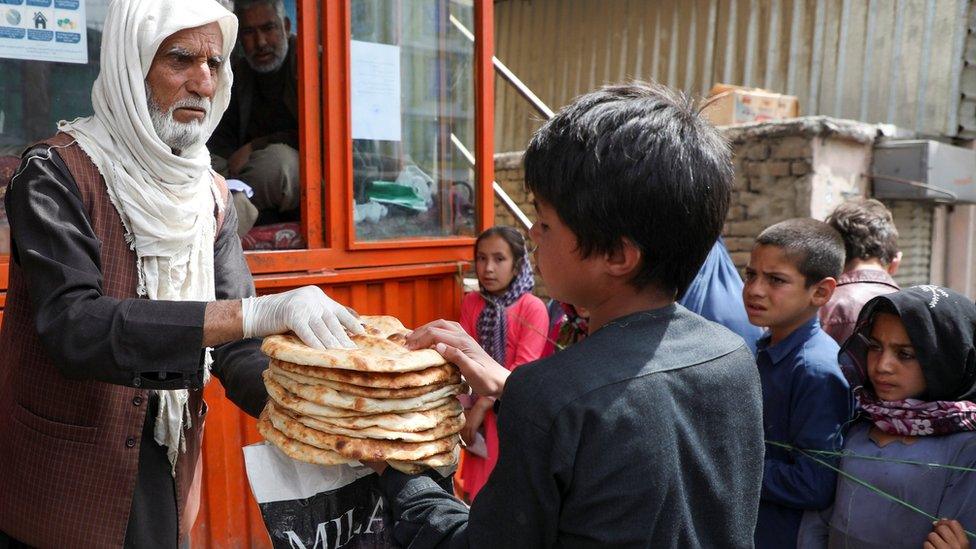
924, 519, 971, 549
406, 320, 510, 399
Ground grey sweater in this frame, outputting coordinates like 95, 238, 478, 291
379, 305, 765, 548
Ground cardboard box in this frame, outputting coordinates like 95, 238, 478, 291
701, 84, 799, 126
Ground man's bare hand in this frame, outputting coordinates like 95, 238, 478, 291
924, 519, 971, 549
406, 320, 509, 398
227, 142, 254, 177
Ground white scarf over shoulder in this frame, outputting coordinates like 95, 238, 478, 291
58, 0, 238, 474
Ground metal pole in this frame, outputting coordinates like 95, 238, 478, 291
449, 14, 555, 120
451, 133, 534, 232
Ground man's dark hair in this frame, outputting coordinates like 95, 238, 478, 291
523, 82, 733, 298
754, 218, 845, 286
826, 198, 899, 267
234, 0, 286, 20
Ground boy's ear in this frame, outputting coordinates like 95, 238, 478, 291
810, 277, 838, 307
887, 251, 903, 276
604, 238, 643, 280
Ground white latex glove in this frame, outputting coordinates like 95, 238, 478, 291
241, 286, 365, 349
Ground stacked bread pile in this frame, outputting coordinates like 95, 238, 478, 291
257, 315, 465, 473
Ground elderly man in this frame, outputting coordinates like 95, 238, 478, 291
209, 0, 299, 231
0, 1, 359, 547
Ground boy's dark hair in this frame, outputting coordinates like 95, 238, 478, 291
523, 82, 732, 297
475, 226, 528, 267
826, 198, 899, 267
755, 218, 845, 286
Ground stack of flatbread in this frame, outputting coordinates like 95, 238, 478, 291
257, 315, 465, 474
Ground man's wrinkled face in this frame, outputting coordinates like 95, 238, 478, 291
239, 3, 289, 73
144, 22, 224, 152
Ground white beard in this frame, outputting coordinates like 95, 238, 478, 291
146, 85, 212, 154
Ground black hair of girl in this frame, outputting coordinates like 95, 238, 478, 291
475, 226, 528, 267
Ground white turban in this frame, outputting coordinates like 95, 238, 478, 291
58, 0, 238, 474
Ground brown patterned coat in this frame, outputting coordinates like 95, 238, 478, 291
0, 133, 237, 547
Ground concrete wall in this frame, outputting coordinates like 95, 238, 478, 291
492, 115, 965, 296
722, 116, 875, 268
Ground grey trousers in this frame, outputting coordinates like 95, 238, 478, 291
239, 143, 300, 213
213, 143, 300, 237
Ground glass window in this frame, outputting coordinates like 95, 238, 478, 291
350, 0, 477, 242
0, 1, 110, 256
0, 0, 311, 254
210, 0, 306, 250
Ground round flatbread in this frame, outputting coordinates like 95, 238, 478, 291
265, 370, 456, 418
388, 446, 460, 474
356, 315, 410, 339
266, 402, 459, 461
273, 359, 461, 389
271, 371, 463, 414
262, 333, 447, 373
256, 411, 351, 466
293, 406, 465, 442
265, 370, 377, 418
269, 363, 451, 399
304, 400, 463, 433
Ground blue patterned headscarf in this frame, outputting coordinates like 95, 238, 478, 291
476, 254, 535, 367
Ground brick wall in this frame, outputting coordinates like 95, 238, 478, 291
495, 117, 874, 266
723, 135, 816, 267
492, 116, 944, 294
721, 117, 878, 271
493, 151, 532, 232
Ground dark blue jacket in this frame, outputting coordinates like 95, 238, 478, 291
755, 317, 853, 549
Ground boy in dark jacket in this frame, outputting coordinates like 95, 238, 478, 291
368, 82, 766, 548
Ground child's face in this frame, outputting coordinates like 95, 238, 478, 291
529, 199, 599, 305
865, 312, 926, 401
475, 235, 517, 295
743, 244, 830, 337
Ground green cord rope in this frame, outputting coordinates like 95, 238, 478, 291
797, 446, 976, 473
509, 310, 976, 537
765, 440, 976, 539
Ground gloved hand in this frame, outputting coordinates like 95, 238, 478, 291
241, 286, 365, 349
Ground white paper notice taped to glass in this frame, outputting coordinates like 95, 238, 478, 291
0, 0, 88, 64
350, 40, 401, 142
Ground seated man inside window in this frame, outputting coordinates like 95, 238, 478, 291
209, 0, 298, 236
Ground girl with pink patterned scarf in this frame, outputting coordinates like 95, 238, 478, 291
799, 286, 976, 549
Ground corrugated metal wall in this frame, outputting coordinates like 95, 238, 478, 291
959, 3, 976, 138
493, 0, 972, 152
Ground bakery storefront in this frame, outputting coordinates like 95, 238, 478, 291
0, 0, 494, 545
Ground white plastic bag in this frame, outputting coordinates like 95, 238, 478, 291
243, 442, 395, 548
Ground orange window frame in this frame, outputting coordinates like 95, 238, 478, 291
243, 0, 495, 278
0, 0, 493, 296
